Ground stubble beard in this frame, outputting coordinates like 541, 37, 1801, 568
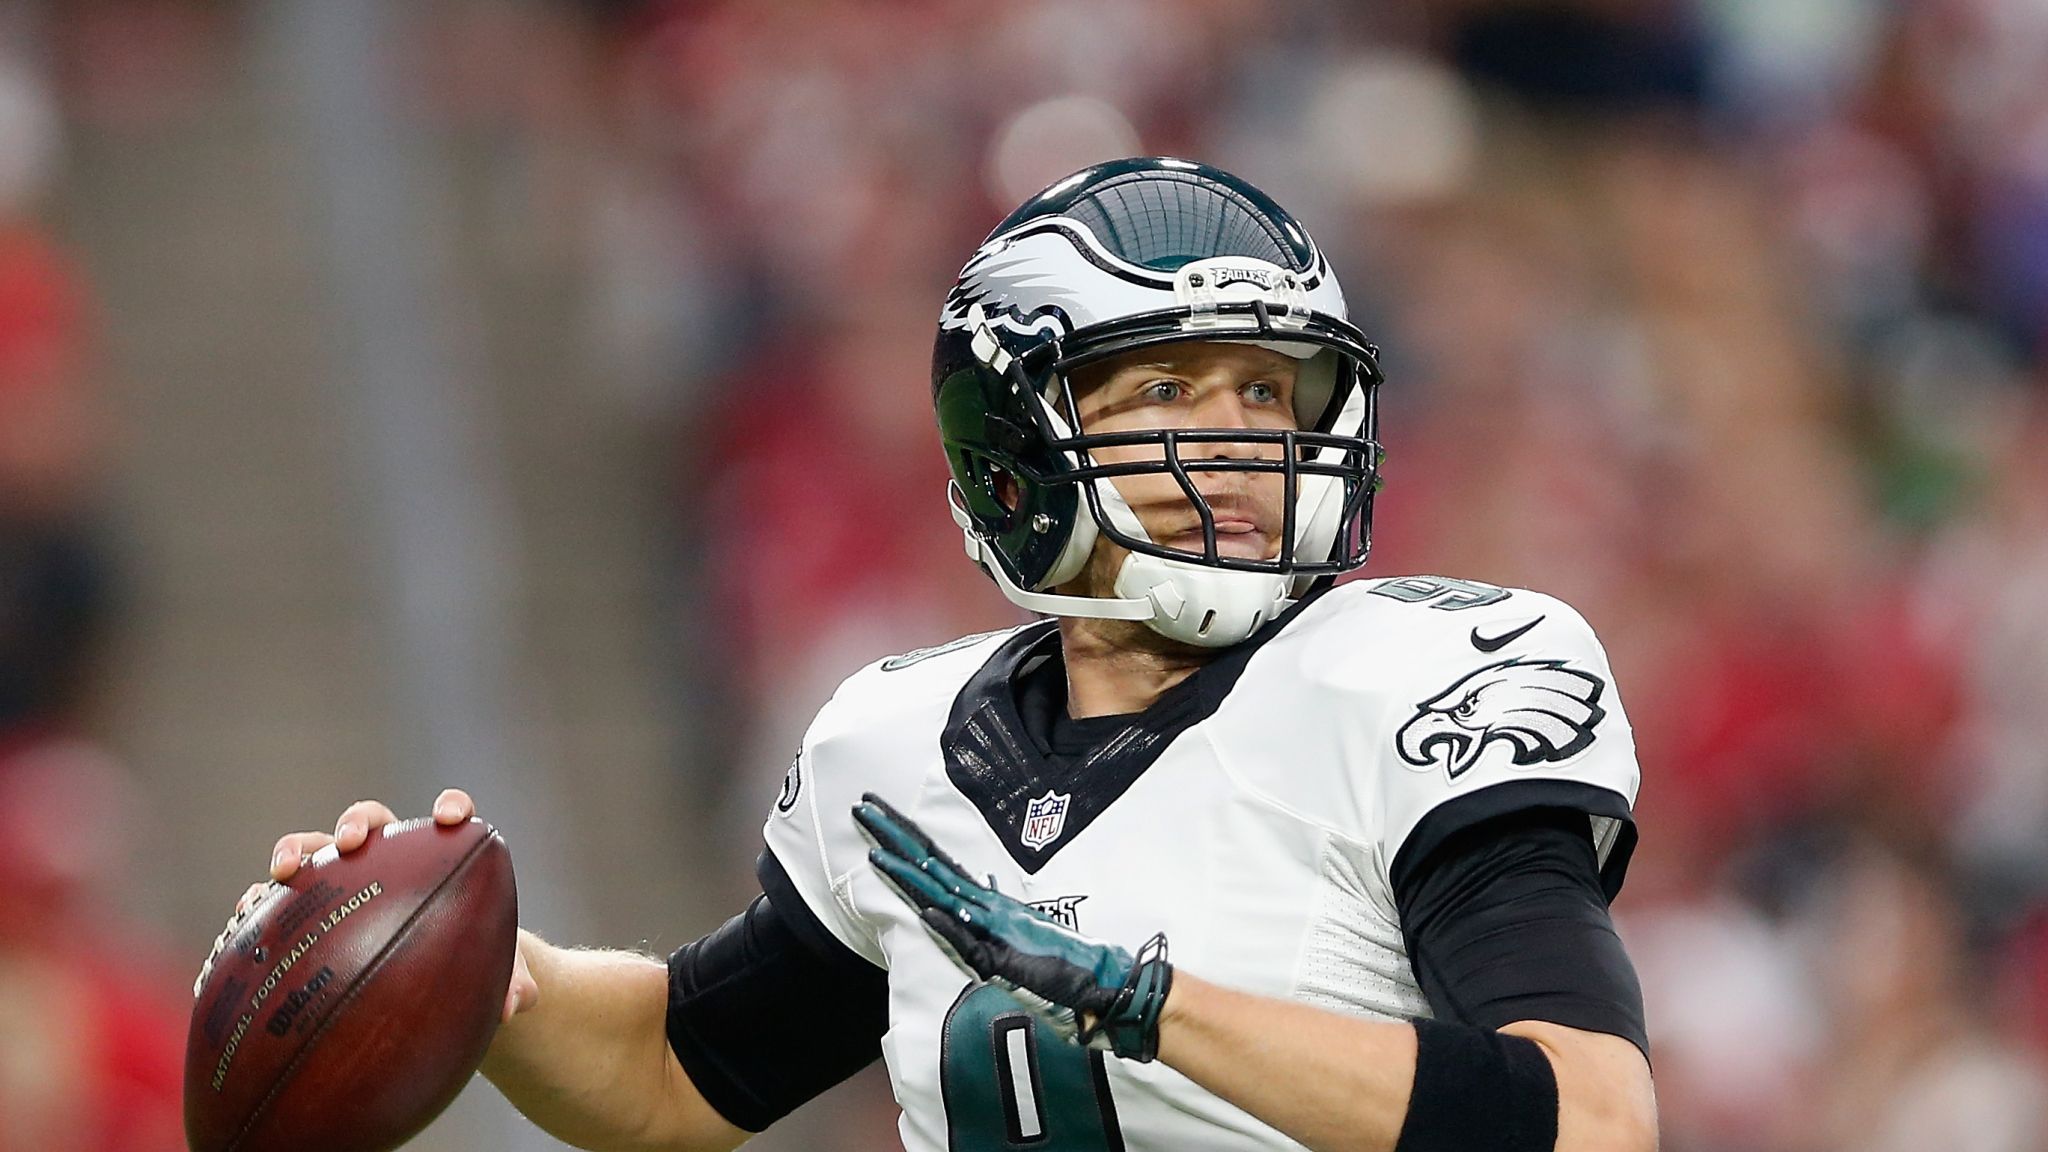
1053, 539, 1217, 666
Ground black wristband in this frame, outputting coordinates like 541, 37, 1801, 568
1394, 1019, 1558, 1152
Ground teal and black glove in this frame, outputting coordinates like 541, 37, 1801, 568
853, 793, 1173, 1062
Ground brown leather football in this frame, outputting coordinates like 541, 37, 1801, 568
184, 817, 519, 1152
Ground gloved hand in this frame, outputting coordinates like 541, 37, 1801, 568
853, 793, 1173, 1062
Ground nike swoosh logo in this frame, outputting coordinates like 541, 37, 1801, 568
1471, 616, 1544, 652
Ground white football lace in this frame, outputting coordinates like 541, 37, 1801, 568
193, 881, 284, 997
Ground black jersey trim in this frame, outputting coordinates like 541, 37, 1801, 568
756, 847, 880, 968
1390, 778, 1637, 900
941, 589, 1329, 873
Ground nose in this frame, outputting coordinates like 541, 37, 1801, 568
1191, 389, 1254, 431
1186, 390, 1277, 463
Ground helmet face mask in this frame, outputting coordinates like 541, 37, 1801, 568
933, 158, 1386, 646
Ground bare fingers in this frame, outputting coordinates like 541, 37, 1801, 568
269, 799, 397, 880
269, 793, 478, 882
269, 830, 335, 880
432, 789, 476, 825
333, 799, 401, 852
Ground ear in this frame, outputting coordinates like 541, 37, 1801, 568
991, 466, 1021, 512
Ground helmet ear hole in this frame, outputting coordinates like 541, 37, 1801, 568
989, 465, 1020, 512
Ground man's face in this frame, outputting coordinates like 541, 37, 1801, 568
1066, 341, 1300, 564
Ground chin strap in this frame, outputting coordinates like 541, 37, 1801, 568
1093, 476, 1293, 647
968, 528, 1156, 621
950, 485, 1154, 620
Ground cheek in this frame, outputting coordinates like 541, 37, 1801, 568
1086, 438, 1177, 509
1104, 472, 1190, 522
1086, 446, 1292, 508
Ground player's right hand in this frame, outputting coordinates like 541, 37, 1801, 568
253, 789, 538, 1023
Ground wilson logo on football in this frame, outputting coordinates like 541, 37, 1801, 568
1396, 658, 1606, 781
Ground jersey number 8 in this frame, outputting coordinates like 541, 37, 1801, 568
941, 984, 1124, 1150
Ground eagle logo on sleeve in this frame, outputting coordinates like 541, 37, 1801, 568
1396, 658, 1607, 780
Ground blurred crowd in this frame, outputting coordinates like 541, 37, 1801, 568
0, 7, 185, 1149
6, 0, 2048, 1150
593, 2, 2048, 1149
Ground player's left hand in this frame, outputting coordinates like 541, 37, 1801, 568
853, 793, 1172, 1062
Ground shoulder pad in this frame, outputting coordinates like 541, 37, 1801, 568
762, 625, 1029, 963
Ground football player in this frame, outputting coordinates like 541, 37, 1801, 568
248, 158, 1656, 1152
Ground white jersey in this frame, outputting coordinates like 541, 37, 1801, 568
764, 575, 1641, 1152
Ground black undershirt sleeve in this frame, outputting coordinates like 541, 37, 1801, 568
664, 851, 891, 1132
1393, 803, 1649, 1059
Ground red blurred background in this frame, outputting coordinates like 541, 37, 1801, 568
4, 2, 2047, 1149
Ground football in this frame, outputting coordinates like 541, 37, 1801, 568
184, 817, 519, 1152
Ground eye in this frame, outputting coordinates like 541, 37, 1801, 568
1140, 379, 1186, 403
1452, 696, 1478, 719
1243, 381, 1281, 405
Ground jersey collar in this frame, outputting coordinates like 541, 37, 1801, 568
940, 587, 1330, 872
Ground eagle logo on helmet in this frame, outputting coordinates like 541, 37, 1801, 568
1396, 658, 1606, 780
941, 237, 1082, 342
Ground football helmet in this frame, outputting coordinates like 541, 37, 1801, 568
932, 157, 1385, 646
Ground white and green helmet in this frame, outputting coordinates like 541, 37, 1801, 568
932, 157, 1386, 646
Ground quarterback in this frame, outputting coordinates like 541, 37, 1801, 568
248, 159, 1656, 1152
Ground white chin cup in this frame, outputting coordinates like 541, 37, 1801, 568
1113, 549, 1292, 647
1092, 477, 1291, 648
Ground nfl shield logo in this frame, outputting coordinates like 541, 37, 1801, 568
1020, 790, 1072, 852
